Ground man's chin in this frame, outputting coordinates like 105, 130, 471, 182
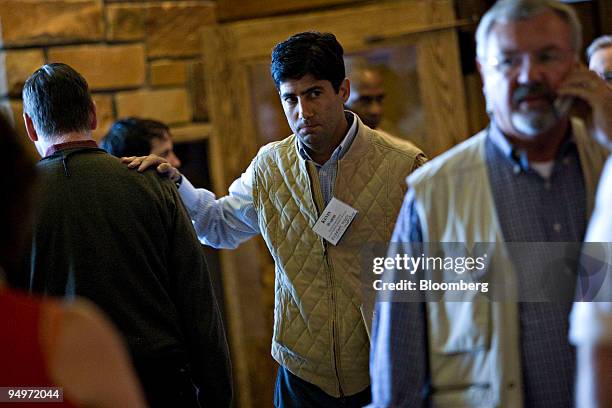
511, 111, 559, 138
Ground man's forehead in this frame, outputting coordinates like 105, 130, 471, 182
486, 12, 572, 53
590, 47, 612, 72
150, 133, 172, 148
279, 75, 330, 94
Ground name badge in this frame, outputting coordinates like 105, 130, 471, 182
312, 197, 358, 246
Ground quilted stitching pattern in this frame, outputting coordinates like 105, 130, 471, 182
254, 130, 422, 397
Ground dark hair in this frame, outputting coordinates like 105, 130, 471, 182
22, 63, 93, 140
270, 31, 345, 92
0, 112, 37, 276
101, 117, 170, 158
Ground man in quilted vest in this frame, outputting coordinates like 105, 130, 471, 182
369, 0, 611, 407
126, 31, 426, 407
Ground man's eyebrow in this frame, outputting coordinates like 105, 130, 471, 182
280, 91, 296, 99
498, 45, 564, 54
301, 85, 323, 95
281, 86, 324, 99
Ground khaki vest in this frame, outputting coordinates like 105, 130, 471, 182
253, 118, 424, 397
407, 119, 607, 407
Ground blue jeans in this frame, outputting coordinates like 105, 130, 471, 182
274, 366, 371, 408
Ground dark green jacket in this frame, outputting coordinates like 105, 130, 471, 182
30, 146, 232, 407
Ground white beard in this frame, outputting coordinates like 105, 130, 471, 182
511, 109, 558, 136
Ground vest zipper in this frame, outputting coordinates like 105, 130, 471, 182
323, 241, 345, 398
308, 159, 345, 397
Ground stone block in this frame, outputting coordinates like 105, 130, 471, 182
0, 0, 103, 47
150, 60, 188, 87
115, 88, 191, 125
0, 49, 45, 97
146, 3, 216, 58
92, 94, 115, 141
107, 4, 145, 41
48, 44, 145, 90
189, 61, 209, 121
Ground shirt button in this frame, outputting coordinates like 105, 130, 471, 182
507, 382, 516, 389
553, 223, 562, 232
513, 165, 521, 175
544, 182, 551, 190
563, 157, 571, 165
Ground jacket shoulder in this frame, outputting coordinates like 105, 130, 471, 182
408, 130, 488, 186
369, 128, 423, 159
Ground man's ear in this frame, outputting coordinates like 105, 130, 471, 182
89, 102, 97, 131
339, 78, 350, 103
476, 58, 486, 86
23, 113, 38, 142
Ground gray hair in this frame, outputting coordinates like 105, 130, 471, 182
586, 35, 612, 63
476, 0, 582, 61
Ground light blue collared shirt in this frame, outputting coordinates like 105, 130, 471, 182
178, 112, 358, 248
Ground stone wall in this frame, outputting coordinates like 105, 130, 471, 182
0, 0, 215, 154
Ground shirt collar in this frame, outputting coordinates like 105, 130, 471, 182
488, 119, 575, 173
297, 111, 357, 166
45, 140, 98, 157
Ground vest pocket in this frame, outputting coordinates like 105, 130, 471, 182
427, 300, 493, 406
428, 299, 490, 353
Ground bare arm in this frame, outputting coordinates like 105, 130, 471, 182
45, 299, 146, 408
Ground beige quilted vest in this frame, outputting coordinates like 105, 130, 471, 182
407, 118, 606, 407
252, 119, 424, 397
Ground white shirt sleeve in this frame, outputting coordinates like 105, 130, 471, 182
570, 156, 612, 345
177, 160, 260, 249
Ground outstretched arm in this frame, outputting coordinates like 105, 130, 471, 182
123, 154, 260, 248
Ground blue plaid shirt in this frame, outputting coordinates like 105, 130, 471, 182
370, 121, 586, 407
297, 112, 358, 206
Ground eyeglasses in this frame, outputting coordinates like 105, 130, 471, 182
483, 49, 575, 75
600, 71, 612, 85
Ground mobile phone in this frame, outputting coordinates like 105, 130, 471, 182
553, 96, 573, 119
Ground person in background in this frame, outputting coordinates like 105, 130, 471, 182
101, 117, 181, 168
345, 58, 386, 129
23, 63, 232, 408
0, 112, 145, 407
569, 34, 612, 408
586, 35, 612, 85
369, 1, 610, 406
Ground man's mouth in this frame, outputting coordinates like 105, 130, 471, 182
512, 83, 554, 110
299, 124, 319, 133
517, 95, 549, 108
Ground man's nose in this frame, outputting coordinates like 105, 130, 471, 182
168, 152, 181, 168
370, 100, 383, 115
298, 99, 314, 119
517, 55, 544, 84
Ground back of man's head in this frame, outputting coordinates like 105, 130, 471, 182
586, 35, 612, 64
475, 0, 582, 61
22, 63, 93, 140
270, 31, 345, 92
101, 117, 169, 158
